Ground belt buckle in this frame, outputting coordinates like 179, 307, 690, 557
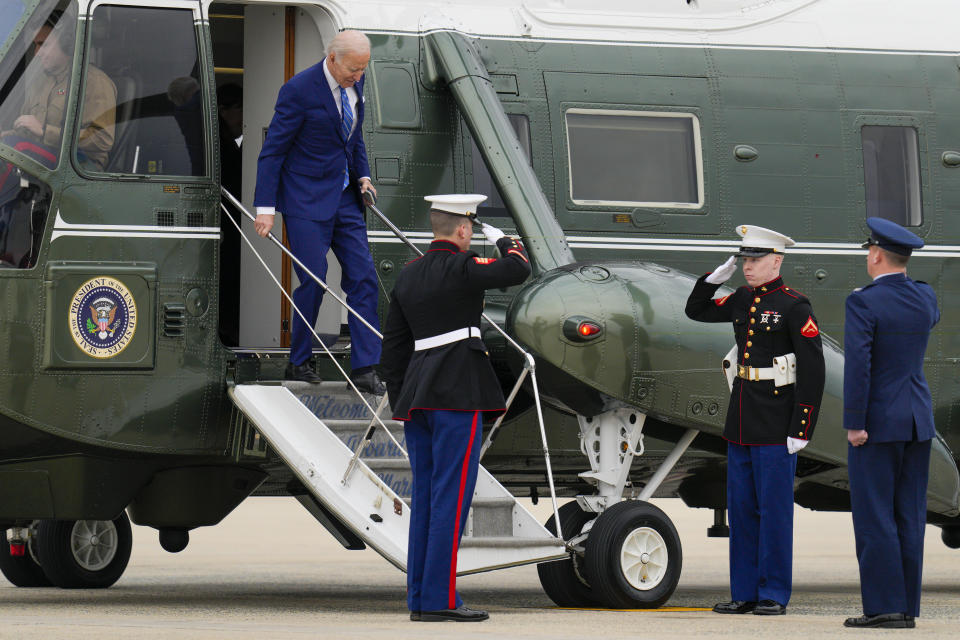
738, 365, 745, 379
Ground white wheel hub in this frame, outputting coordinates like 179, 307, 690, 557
619, 526, 668, 591
70, 520, 118, 572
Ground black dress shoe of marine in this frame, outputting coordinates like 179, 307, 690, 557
419, 606, 489, 622
843, 613, 908, 628
409, 611, 421, 621
904, 616, 916, 628
753, 599, 787, 615
285, 362, 322, 384
350, 370, 386, 395
712, 600, 757, 614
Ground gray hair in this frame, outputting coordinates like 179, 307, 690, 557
326, 30, 370, 58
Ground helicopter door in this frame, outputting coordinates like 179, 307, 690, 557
207, 3, 343, 349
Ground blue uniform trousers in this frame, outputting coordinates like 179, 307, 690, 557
848, 438, 931, 617
284, 188, 380, 369
727, 442, 797, 606
404, 409, 482, 612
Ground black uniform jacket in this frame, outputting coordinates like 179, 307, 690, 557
685, 274, 826, 445
380, 237, 531, 421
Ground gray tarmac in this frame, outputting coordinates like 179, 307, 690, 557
1, 498, 958, 639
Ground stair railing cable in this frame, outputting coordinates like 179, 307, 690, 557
359, 192, 562, 541
219, 190, 408, 474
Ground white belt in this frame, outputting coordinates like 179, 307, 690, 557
736, 353, 797, 387
414, 327, 481, 351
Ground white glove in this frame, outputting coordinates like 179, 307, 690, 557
480, 222, 505, 244
787, 437, 808, 454
704, 256, 738, 285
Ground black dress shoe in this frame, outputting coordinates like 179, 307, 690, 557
419, 605, 489, 622
350, 370, 386, 395
905, 616, 916, 629
285, 362, 322, 384
753, 599, 787, 615
843, 613, 908, 628
712, 600, 757, 614
409, 611, 420, 621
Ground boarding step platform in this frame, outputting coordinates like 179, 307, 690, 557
229, 383, 566, 575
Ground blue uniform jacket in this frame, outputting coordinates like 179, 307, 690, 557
843, 272, 939, 442
253, 62, 370, 221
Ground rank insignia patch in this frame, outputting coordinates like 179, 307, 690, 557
714, 294, 730, 306
473, 257, 494, 265
800, 316, 819, 338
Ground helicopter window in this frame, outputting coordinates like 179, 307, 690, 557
470, 114, 531, 218
0, 164, 51, 269
79, 5, 206, 178
0, 1, 77, 171
565, 109, 702, 209
861, 126, 921, 227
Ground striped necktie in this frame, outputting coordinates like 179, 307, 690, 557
340, 87, 353, 190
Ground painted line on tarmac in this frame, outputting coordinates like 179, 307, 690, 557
544, 606, 713, 612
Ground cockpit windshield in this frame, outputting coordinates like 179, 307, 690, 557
0, 0, 76, 170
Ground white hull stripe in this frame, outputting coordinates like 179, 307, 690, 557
52, 211, 220, 242
367, 235, 960, 258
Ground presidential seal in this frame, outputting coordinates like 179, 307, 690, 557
68, 277, 137, 359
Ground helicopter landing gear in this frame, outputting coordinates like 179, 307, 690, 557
0, 522, 51, 587
35, 512, 132, 588
538, 408, 695, 608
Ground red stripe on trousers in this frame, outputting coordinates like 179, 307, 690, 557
448, 410, 479, 609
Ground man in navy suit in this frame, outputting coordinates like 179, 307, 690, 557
843, 217, 940, 630
253, 30, 383, 393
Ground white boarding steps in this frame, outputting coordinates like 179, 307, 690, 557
229, 383, 566, 575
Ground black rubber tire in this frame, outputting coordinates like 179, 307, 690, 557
536, 501, 598, 607
941, 525, 960, 549
36, 513, 132, 589
584, 500, 682, 609
0, 526, 51, 587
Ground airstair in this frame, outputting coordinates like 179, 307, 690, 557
222, 188, 566, 576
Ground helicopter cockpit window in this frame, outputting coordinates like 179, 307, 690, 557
0, 164, 51, 269
470, 114, 531, 218
80, 5, 206, 177
0, 1, 77, 171
565, 109, 703, 209
861, 126, 922, 227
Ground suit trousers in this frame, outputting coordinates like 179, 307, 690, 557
848, 438, 931, 617
284, 188, 380, 368
727, 442, 797, 606
404, 409, 482, 612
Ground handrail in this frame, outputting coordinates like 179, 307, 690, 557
219, 193, 408, 464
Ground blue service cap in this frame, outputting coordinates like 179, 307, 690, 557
863, 217, 924, 256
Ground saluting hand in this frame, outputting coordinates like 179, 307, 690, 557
480, 222, 505, 244
847, 429, 868, 447
705, 255, 738, 284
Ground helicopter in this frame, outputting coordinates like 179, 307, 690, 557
0, 0, 957, 609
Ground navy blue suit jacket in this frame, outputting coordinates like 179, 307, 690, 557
843, 272, 939, 442
253, 62, 370, 221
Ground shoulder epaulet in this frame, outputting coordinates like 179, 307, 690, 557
781, 285, 809, 301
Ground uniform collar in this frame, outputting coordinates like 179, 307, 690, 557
873, 271, 906, 283
751, 276, 783, 295
428, 239, 460, 253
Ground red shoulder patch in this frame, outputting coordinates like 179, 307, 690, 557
800, 316, 819, 338
714, 294, 731, 307
473, 257, 495, 265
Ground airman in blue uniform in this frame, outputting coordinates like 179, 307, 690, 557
843, 218, 940, 630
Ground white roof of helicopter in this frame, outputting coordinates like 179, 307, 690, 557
187, 0, 960, 55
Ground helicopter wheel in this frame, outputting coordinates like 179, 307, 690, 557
36, 512, 132, 589
0, 523, 52, 587
536, 501, 598, 607
584, 500, 682, 609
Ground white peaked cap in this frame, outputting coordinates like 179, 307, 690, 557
424, 194, 487, 217
735, 224, 795, 256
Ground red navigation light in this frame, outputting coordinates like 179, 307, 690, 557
9, 542, 25, 557
578, 321, 601, 338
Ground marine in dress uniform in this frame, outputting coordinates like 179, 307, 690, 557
380, 194, 531, 622
843, 218, 939, 630
253, 31, 383, 393
685, 225, 825, 616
